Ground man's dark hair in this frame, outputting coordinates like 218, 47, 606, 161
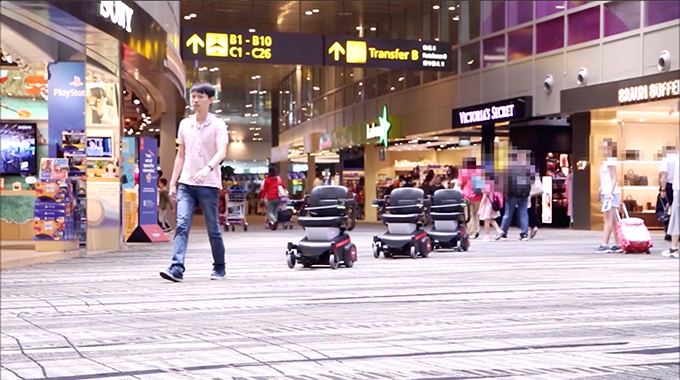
190, 82, 216, 98
159, 178, 168, 186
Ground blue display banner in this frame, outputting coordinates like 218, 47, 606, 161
47, 62, 85, 158
121, 137, 136, 189
138, 137, 158, 225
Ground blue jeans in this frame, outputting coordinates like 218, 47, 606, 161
171, 184, 225, 272
500, 195, 529, 237
266, 198, 280, 223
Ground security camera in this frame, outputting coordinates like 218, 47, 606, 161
577, 68, 588, 86
544, 75, 554, 93
658, 50, 671, 72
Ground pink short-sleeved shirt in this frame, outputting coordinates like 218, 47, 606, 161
177, 113, 229, 189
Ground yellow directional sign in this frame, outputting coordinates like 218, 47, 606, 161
185, 33, 205, 55
328, 41, 345, 61
206, 32, 229, 57
345, 40, 367, 63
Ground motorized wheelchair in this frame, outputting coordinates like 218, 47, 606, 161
428, 188, 471, 251
286, 186, 358, 269
372, 187, 433, 259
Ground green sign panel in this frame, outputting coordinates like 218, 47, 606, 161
328, 105, 401, 150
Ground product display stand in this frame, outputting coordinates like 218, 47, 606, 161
33, 160, 78, 252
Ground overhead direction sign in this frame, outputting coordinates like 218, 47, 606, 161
181, 27, 324, 65
324, 36, 451, 71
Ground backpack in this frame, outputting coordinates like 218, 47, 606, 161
507, 166, 532, 198
471, 176, 484, 195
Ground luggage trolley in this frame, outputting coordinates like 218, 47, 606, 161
223, 189, 249, 231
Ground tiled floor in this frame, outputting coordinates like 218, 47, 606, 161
1, 226, 678, 379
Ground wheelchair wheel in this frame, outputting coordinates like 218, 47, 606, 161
328, 253, 339, 269
243, 223, 248, 232
372, 244, 380, 259
344, 243, 357, 267
409, 245, 418, 259
286, 252, 296, 269
460, 234, 470, 251
420, 237, 432, 258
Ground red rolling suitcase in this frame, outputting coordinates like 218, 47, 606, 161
615, 205, 652, 254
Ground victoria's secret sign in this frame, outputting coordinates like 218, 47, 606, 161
618, 79, 680, 104
452, 97, 531, 128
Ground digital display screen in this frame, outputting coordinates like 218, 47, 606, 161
182, 27, 323, 65
1, 123, 36, 175
86, 137, 112, 157
324, 36, 452, 71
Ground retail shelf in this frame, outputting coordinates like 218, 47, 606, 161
621, 186, 659, 190
619, 161, 662, 165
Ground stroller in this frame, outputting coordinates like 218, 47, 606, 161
278, 197, 294, 230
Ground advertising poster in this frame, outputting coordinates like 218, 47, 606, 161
0, 69, 48, 120
138, 137, 158, 226
85, 81, 120, 127
542, 176, 553, 224
121, 137, 136, 189
47, 62, 86, 157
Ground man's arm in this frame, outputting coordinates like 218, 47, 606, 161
169, 144, 185, 194
206, 141, 227, 171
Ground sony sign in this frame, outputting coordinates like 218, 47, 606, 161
458, 104, 515, 125
100, 1, 134, 33
618, 79, 680, 104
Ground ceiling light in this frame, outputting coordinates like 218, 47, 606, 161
453, 15, 460, 21
390, 87, 395, 91
398, 77, 405, 81
313, 9, 319, 13
252, 113, 258, 117
296, 65, 302, 70
448, 6, 456, 10
245, 113, 251, 117
356, 26, 363, 31
555, 4, 565, 9
467, 59, 475, 64
359, 82, 363, 86
433, 5, 440, 10
639, 118, 645, 122
313, 86, 320, 91
370, 27, 377, 31
305, 10, 313, 15
141, 113, 147, 118
435, 38, 439, 41
184, 15, 191, 20
133, 99, 141, 105
245, 104, 253, 108
215, 109, 222, 113
249, 28, 256, 33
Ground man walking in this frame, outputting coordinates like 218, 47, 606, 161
160, 83, 229, 282
498, 150, 533, 241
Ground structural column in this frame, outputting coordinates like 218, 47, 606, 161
159, 98, 178, 228
364, 145, 394, 223
481, 123, 495, 171
571, 112, 591, 230
306, 154, 316, 194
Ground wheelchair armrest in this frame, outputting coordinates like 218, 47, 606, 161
385, 204, 424, 211
305, 205, 338, 213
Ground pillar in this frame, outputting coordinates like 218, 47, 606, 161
306, 154, 316, 194
364, 145, 394, 222
571, 112, 591, 230
159, 96, 178, 227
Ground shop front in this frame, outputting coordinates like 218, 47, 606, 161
0, 1, 183, 259
562, 70, 680, 231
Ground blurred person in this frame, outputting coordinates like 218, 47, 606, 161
596, 139, 622, 253
430, 175, 445, 195
312, 172, 324, 188
447, 165, 460, 190
661, 151, 680, 258
458, 157, 483, 239
659, 145, 677, 241
498, 150, 532, 241
158, 178, 173, 233
161, 82, 229, 282
479, 172, 503, 241
421, 170, 435, 196
260, 167, 286, 230
527, 153, 542, 238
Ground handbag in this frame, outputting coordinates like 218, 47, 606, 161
277, 177, 289, 198
634, 176, 648, 186
623, 195, 638, 212
624, 169, 637, 186
657, 195, 671, 224
491, 193, 502, 212
530, 174, 543, 197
